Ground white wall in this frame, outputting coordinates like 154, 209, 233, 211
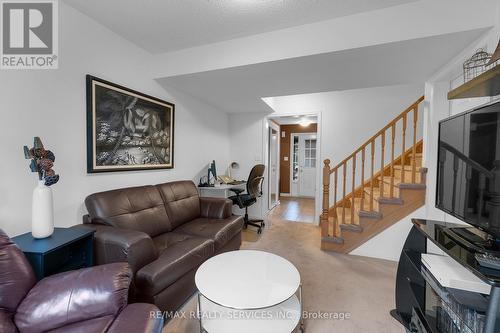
0, 3, 230, 237
228, 112, 268, 217
351, 206, 426, 261
265, 84, 423, 166
422, 13, 500, 226
230, 84, 423, 221
353, 6, 500, 261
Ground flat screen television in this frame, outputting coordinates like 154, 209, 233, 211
437, 100, 500, 240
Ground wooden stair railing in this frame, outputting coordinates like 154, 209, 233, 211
320, 96, 425, 240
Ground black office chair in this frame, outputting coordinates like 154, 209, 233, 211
229, 164, 266, 234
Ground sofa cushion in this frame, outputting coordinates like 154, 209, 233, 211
136, 233, 213, 296
15, 263, 131, 333
85, 185, 172, 237
156, 181, 201, 229
174, 216, 244, 250
45, 316, 115, 333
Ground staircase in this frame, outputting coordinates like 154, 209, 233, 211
320, 96, 426, 253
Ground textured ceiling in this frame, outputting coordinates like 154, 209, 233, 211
64, 0, 416, 53
158, 29, 487, 113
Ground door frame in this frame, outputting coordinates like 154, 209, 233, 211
268, 121, 280, 210
289, 132, 317, 198
264, 111, 323, 225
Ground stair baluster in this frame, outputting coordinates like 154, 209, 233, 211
333, 168, 338, 236
380, 132, 386, 198
412, 106, 418, 183
370, 141, 375, 211
342, 163, 347, 225
360, 148, 365, 211
321, 159, 331, 238
351, 156, 356, 225
320, 96, 425, 251
401, 114, 407, 183
390, 124, 396, 198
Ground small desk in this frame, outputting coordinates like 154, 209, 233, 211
198, 183, 246, 198
12, 227, 95, 280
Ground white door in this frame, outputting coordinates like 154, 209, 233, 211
298, 134, 317, 197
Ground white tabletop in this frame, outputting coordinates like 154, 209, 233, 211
195, 250, 301, 310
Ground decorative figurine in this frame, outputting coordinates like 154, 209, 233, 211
24, 137, 60, 186
23, 137, 59, 238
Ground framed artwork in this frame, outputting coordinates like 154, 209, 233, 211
86, 75, 174, 173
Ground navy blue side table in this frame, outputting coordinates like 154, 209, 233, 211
12, 227, 95, 280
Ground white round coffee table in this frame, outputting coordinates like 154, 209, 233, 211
195, 250, 304, 333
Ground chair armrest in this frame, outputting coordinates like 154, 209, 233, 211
108, 303, 163, 333
200, 197, 232, 219
15, 263, 131, 333
229, 188, 245, 195
74, 224, 158, 274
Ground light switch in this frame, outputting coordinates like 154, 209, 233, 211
284, 156, 288, 161
282, 131, 286, 138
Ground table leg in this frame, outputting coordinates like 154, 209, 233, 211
198, 292, 204, 333
299, 284, 305, 333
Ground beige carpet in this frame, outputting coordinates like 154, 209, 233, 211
163, 216, 405, 333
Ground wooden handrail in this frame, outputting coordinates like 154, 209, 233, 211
330, 140, 423, 211
321, 95, 425, 239
329, 96, 424, 174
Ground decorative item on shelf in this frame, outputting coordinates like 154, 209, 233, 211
23, 137, 59, 239
463, 48, 492, 82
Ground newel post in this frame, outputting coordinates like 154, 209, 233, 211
321, 159, 331, 237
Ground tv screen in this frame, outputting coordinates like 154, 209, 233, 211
436, 100, 500, 239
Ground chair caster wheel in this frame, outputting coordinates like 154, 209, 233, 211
257, 228, 262, 234
262, 222, 266, 227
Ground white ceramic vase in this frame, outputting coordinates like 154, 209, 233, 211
32, 180, 54, 239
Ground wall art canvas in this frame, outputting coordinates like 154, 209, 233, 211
86, 75, 174, 173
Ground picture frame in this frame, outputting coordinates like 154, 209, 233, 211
86, 75, 175, 173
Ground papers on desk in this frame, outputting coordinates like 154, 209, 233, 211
421, 253, 491, 295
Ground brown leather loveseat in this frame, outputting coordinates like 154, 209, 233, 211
79, 180, 244, 313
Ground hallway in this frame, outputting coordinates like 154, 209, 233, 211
269, 197, 315, 223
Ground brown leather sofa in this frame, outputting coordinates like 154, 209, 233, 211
79, 180, 244, 313
0, 229, 163, 333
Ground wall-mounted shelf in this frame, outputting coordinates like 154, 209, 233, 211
448, 64, 500, 100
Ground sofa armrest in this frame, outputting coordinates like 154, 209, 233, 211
108, 303, 163, 333
15, 263, 131, 333
200, 197, 232, 219
74, 224, 158, 274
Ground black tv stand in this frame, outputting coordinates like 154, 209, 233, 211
391, 219, 500, 333
444, 227, 500, 256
